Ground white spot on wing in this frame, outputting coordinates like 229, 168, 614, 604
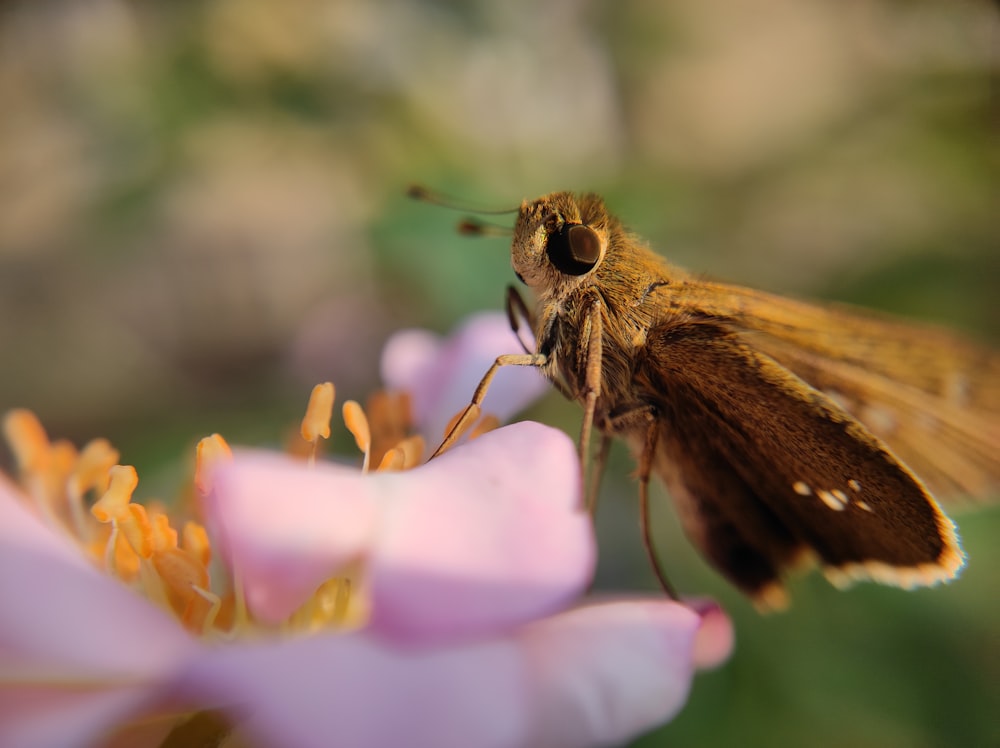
848, 479, 861, 492
817, 489, 847, 511
793, 481, 811, 496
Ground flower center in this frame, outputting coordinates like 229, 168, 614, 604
1, 382, 426, 639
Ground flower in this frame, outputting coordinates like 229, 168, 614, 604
204, 423, 595, 640
0, 317, 732, 748
380, 311, 550, 445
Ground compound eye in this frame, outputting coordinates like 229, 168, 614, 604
566, 224, 601, 265
546, 223, 602, 276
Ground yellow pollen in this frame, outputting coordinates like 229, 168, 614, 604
301, 382, 335, 443
290, 568, 369, 632
195, 434, 233, 495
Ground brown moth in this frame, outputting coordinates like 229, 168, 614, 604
427, 190, 999, 610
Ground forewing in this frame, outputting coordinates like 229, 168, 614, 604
750, 335, 1000, 504
636, 321, 965, 603
705, 284, 1000, 506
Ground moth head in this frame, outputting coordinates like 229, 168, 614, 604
511, 192, 610, 292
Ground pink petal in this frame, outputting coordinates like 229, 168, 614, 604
178, 598, 703, 748
178, 633, 528, 748
686, 598, 736, 670
205, 451, 380, 624
207, 423, 594, 638
367, 421, 593, 642
0, 474, 97, 573
0, 686, 165, 748
380, 312, 549, 443
0, 477, 197, 748
520, 600, 702, 747
0, 477, 194, 677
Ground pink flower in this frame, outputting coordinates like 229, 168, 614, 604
0, 315, 732, 748
0, 471, 200, 748
205, 423, 595, 641
380, 312, 550, 444
185, 424, 732, 748
0, 416, 732, 748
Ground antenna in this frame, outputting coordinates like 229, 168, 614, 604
457, 218, 513, 237
406, 184, 518, 216
407, 185, 516, 237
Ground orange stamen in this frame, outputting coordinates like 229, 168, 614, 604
195, 434, 233, 495
122, 503, 154, 559
469, 414, 501, 440
301, 382, 335, 442
2, 409, 51, 473
376, 448, 406, 472
67, 438, 120, 539
343, 400, 371, 472
150, 511, 179, 552
110, 528, 141, 581
1, 384, 405, 641
366, 391, 413, 466
91, 465, 139, 523
396, 435, 426, 469
153, 547, 209, 602
182, 521, 212, 568
70, 439, 120, 497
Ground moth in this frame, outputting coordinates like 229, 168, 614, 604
421, 189, 1000, 609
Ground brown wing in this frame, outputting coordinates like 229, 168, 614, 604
668, 282, 1000, 506
633, 319, 964, 608
749, 335, 999, 503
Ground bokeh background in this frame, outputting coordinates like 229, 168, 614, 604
1, 1, 997, 746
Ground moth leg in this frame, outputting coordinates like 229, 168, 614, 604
507, 285, 576, 403
430, 352, 547, 459
637, 415, 680, 600
585, 433, 612, 513
505, 285, 536, 355
604, 403, 680, 600
578, 297, 604, 495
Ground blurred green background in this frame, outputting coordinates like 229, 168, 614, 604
1, 1, 996, 746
